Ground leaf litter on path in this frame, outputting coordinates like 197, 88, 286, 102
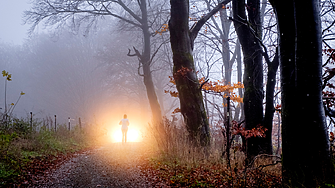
26, 142, 167, 188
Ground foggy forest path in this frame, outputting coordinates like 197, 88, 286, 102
29, 142, 163, 188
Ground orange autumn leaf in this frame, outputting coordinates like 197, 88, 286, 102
172, 107, 181, 114
155, 24, 169, 35
167, 75, 244, 104
164, 90, 179, 97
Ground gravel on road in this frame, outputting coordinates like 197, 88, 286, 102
28, 142, 166, 188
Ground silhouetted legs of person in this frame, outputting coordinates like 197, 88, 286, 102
122, 129, 127, 144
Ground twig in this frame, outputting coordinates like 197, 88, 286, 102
246, 154, 281, 169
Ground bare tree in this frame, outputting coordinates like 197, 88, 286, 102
24, 0, 170, 126
96, 29, 152, 121
196, 0, 244, 133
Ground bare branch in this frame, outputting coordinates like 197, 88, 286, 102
24, 0, 143, 34
116, 0, 143, 24
199, 79, 209, 90
323, 50, 335, 67
203, 0, 224, 38
322, 19, 335, 35
127, 48, 138, 57
101, 3, 142, 28
132, 47, 142, 58
207, 99, 226, 122
246, 153, 281, 169
190, 0, 234, 48
149, 39, 169, 66
229, 16, 272, 65
198, 32, 223, 54
138, 61, 144, 77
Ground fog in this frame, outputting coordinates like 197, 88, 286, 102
0, 0, 30, 45
0, 20, 178, 132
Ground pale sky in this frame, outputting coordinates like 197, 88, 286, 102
0, 0, 31, 45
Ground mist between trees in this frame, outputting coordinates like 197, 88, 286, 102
0, 0, 335, 187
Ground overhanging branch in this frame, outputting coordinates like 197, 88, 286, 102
127, 47, 144, 76
149, 39, 169, 66
189, 0, 234, 49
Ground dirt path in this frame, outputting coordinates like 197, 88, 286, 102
29, 142, 164, 188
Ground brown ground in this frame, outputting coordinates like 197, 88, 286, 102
28, 142, 165, 188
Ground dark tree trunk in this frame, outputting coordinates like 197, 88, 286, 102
232, 0, 270, 161
169, 0, 210, 145
263, 50, 279, 155
140, 0, 162, 125
276, 111, 281, 155
270, 0, 334, 186
169, 0, 233, 145
142, 62, 162, 125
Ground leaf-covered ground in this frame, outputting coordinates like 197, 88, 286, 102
17, 142, 166, 187
13, 142, 281, 187
141, 158, 282, 187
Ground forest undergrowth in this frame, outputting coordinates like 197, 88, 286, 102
142, 119, 283, 187
1, 115, 334, 187
0, 115, 104, 186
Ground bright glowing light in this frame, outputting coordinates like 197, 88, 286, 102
111, 128, 141, 142
113, 130, 122, 142
128, 129, 139, 141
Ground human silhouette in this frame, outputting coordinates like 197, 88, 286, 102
119, 114, 129, 143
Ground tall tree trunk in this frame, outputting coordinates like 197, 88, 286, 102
220, 7, 232, 121
219, 7, 233, 86
169, 0, 210, 145
169, 0, 233, 146
276, 111, 280, 155
270, 0, 334, 186
263, 50, 279, 155
232, 0, 268, 161
140, 0, 162, 125
234, 39, 244, 121
142, 61, 162, 125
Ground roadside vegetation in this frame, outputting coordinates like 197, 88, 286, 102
140, 119, 283, 187
0, 115, 104, 186
0, 70, 105, 186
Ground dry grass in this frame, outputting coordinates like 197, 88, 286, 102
141, 118, 282, 187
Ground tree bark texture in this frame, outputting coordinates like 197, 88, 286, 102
232, 0, 272, 161
270, 0, 334, 186
169, 0, 210, 145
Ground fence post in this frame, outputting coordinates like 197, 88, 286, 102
79, 117, 82, 130
54, 115, 57, 132
30, 112, 33, 130
68, 117, 70, 131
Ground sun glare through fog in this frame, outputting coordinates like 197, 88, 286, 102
99, 110, 147, 143
111, 128, 141, 142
